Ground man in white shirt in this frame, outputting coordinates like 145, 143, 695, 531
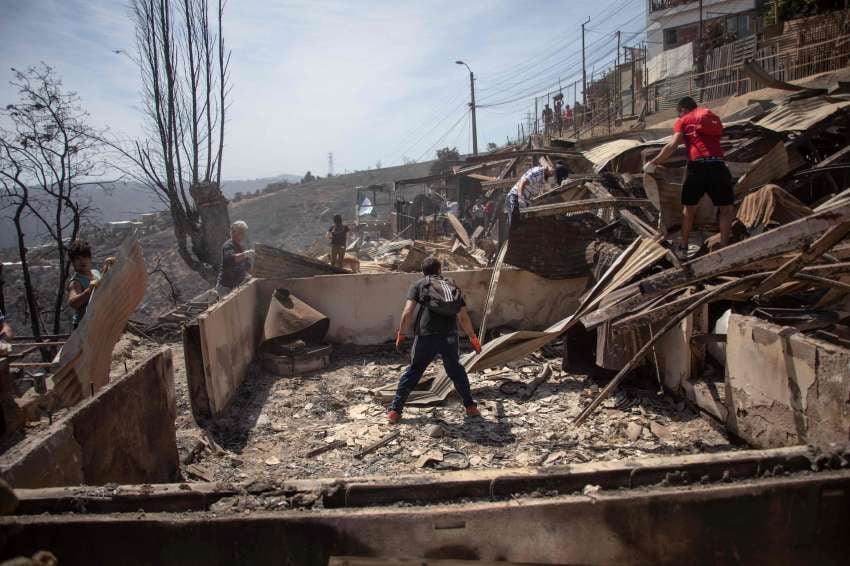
505, 164, 555, 225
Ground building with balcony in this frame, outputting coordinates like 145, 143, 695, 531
646, 0, 760, 59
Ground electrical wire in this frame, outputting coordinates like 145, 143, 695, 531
477, 0, 641, 92
478, 16, 648, 108
415, 110, 470, 162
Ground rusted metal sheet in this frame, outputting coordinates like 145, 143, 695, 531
734, 141, 791, 198
252, 243, 348, 279
756, 96, 850, 132
737, 184, 813, 232
505, 214, 608, 279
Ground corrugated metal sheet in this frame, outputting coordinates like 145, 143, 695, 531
505, 213, 611, 279
582, 139, 643, 173
737, 184, 813, 232
756, 96, 850, 132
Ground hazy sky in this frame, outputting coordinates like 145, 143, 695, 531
0, 0, 646, 180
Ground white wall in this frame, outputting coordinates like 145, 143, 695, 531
259, 269, 587, 345
646, 0, 757, 59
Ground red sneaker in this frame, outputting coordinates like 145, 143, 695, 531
465, 405, 480, 417
387, 410, 401, 424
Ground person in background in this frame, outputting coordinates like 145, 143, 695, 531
67, 240, 115, 329
216, 220, 253, 297
555, 159, 570, 185
388, 257, 482, 424
564, 104, 573, 130
554, 96, 564, 135
326, 214, 350, 268
483, 198, 496, 234
0, 309, 12, 357
644, 96, 735, 254
472, 198, 485, 230
542, 103, 554, 137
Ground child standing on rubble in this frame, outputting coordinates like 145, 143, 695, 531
326, 214, 350, 268
387, 257, 483, 424
67, 240, 115, 329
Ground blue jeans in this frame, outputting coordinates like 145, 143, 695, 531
390, 334, 475, 412
505, 192, 521, 227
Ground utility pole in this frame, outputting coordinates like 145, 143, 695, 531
534, 97, 539, 134
327, 152, 334, 177
616, 30, 621, 119
581, 17, 590, 107
455, 60, 478, 155
698, 0, 704, 72
630, 47, 636, 116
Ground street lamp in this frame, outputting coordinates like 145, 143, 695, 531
455, 60, 479, 155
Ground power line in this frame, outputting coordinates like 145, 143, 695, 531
477, 15, 648, 109
416, 111, 469, 162
477, 0, 641, 93
396, 100, 468, 160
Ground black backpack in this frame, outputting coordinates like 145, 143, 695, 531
419, 275, 463, 316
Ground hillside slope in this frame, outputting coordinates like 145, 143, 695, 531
231, 162, 432, 252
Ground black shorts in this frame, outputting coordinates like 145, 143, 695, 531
682, 160, 734, 207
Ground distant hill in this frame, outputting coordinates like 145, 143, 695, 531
229, 162, 433, 252
221, 174, 301, 198
0, 174, 301, 249
0, 181, 162, 249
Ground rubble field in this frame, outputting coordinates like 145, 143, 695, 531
171, 341, 735, 482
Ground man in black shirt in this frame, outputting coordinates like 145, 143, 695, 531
216, 220, 254, 297
388, 257, 482, 424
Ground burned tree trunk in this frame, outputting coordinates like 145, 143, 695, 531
115, 0, 232, 284
12, 210, 42, 341
189, 181, 229, 271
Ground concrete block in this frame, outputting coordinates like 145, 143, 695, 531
0, 422, 84, 489
682, 379, 728, 423
725, 314, 850, 449
71, 347, 179, 485
0, 348, 178, 488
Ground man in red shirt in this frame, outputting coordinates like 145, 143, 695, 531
645, 97, 735, 252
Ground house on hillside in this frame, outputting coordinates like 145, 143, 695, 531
646, 0, 759, 59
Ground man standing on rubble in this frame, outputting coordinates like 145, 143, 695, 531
216, 220, 254, 297
388, 257, 482, 424
644, 96, 735, 253
554, 95, 564, 135
542, 103, 554, 137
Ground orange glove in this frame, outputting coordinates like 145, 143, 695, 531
395, 331, 405, 352
470, 335, 482, 354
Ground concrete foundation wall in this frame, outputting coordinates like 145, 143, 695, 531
191, 269, 586, 419
258, 269, 587, 345
0, 348, 179, 489
198, 280, 264, 415
725, 314, 850, 449
3, 469, 849, 565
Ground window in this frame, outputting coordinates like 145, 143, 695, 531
664, 28, 678, 47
